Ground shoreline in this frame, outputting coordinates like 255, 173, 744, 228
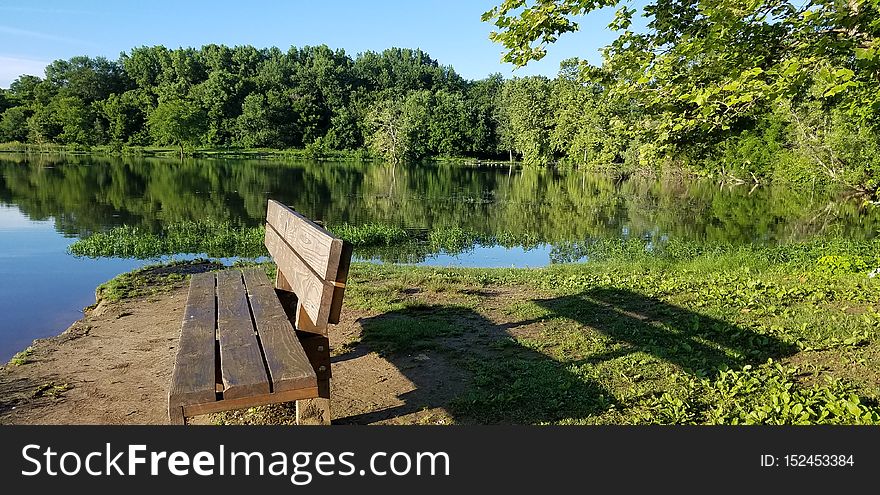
2, 252, 879, 425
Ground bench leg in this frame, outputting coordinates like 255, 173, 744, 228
169, 404, 186, 425
296, 379, 331, 425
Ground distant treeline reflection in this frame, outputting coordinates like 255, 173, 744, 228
1, 154, 877, 255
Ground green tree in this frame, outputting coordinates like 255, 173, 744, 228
53, 96, 99, 145
484, 0, 880, 189
367, 91, 433, 163
0, 106, 31, 142
147, 96, 207, 157
100, 90, 151, 146
0, 90, 10, 114
501, 76, 554, 165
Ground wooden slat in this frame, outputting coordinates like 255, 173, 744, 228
265, 224, 335, 327
294, 302, 325, 335
328, 241, 353, 324
168, 272, 217, 408
241, 267, 317, 393
216, 269, 270, 400
182, 386, 319, 417
266, 200, 343, 281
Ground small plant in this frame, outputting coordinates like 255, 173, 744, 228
815, 255, 868, 275
31, 382, 72, 399
8, 347, 34, 366
645, 360, 880, 425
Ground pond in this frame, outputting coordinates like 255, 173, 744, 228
0, 153, 877, 361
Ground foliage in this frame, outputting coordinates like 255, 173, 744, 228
0, 45, 504, 163
7, 347, 34, 366
647, 361, 880, 425
483, 0, 880, 191
330, 223, 410, 246
147, 96, 207, 157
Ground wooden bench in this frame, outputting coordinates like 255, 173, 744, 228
168, 199, 352, 425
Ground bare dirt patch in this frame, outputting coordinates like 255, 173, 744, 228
0, 286, 472, 425
0, 289, 186, 424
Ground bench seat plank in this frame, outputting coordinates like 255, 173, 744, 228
216, 270, 270, 400
241, 268, 317, 393
169, 272, 217, 409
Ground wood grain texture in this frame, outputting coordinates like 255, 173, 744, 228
272, 273, 301, 336
266, 199, 343, 280
264, 224, 335, 327
182, 386, 319, 417
168, 272, 217, 408
216, 269, 270, 400
295, 302, 326, 335
241, 267, 317, 393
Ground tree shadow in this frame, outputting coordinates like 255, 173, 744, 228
333, 287, 798, 425
334, 304, 616, 424
527, 288, 798, 377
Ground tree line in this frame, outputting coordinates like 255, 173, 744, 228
0, 45, 513, 162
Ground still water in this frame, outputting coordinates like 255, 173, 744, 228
0, 153, 876, 360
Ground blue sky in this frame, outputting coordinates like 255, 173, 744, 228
0, 0, 639, 88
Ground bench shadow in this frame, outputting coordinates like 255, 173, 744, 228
333, 287, 798, 425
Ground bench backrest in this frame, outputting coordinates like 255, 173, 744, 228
263, 199, 352, 333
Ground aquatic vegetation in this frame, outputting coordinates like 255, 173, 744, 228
69, 222, 267, 258
330, 223, 410, 246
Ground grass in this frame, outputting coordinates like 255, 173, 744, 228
69, 221, 268, 259
67, 220, 513, 261
96, 260, 222, 302
0, 142, 373, 161
330, 223, 411, 246
31, 382, 72, 399
332, 241, 880, 425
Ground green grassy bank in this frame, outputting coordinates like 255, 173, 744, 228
91, 241, 880, 425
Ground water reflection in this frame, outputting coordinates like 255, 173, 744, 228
1, 154, 876, 246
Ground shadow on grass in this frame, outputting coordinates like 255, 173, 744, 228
334, 287, 797, 424
335, 304, 616, 424
530, 288, 799, 376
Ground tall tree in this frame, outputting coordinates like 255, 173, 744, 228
147, 95, 207, 157
501, 76, 554, 165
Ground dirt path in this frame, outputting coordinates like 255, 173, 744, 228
0, 286, 453, 425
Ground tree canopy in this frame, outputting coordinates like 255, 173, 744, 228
483, 0, 880, 191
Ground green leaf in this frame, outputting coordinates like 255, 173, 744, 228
823, 81, 857, 98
